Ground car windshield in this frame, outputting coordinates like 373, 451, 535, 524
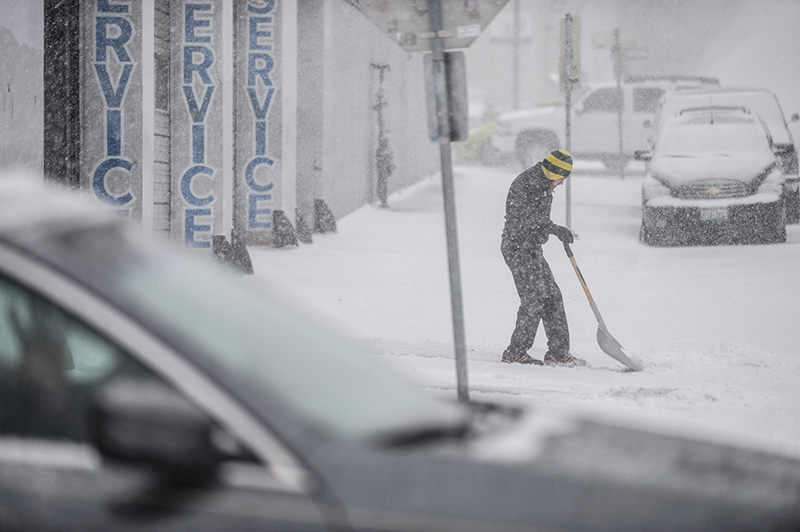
658, 91, 792, 144
655, 116, 772, 158
24, 221, 465, 441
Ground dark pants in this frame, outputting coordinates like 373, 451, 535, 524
502, 242, 570, 357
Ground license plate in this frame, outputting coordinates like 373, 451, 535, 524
700, 207, 728, 221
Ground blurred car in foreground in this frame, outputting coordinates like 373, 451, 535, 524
649, 87, 800, 223
638, 107, 786, 246
1, 172, 800, 531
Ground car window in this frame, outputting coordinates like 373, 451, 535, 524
656, 118, 773, 157
0, 273, 152, 442
581, 87, 622, 113
121, 254, 461, 440
15, 222, 466, 442
633, 88, 665, 113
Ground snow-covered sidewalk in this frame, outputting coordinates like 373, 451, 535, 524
248, 163, 800, 458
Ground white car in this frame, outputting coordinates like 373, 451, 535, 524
648, 87, 800, 223
492, 76, 720, 170
639, 107, 786, 246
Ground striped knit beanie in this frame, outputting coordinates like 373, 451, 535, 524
541, 149, 573, 180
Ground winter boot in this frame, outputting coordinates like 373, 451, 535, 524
502, 350, 544, 365
543, 352, 586, 367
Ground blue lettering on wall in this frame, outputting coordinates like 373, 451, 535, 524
93, 158, 134, 206
95, 16, 133, 62
244, 0, 277, 231
192, 124, 205, 164
248, 194, 272, 229
246, 87, 275, 121
245, 157, 275, 192
185, 4, 212, 43
181, 2, 216, 248
106, 109, 122, 156
248, 17, 273, 50
97, 0, 129, 13
247, 0, 275, 15
182, 84, 215, 121
92, 1, 135, 214
183, 45, 214, 84
94, 64, 134, 108
181, 165, 215, 207
247, 53, 274, 87
185, 208, 213, 248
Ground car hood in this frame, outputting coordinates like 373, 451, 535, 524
309, 405, 800, 530
649, 152, 775, 187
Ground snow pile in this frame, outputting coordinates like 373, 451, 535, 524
250, 163, 800, 458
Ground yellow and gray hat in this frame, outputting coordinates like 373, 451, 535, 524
541, 149, 573, 180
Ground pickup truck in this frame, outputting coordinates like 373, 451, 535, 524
491, 76, 720, 171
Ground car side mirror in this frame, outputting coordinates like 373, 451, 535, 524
89, 377, 235, 485
634, 150, 651, 162
643, 119, 652, 129
792, 113, 799, 123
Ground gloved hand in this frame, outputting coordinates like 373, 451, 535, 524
550, 224, 574, 244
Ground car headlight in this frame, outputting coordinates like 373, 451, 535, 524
642, 173, 672, 201
756, 166, 785, 195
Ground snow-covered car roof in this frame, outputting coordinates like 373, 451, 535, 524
654, 87, 794, 145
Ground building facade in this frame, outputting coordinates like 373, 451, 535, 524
2, 0, 438, 250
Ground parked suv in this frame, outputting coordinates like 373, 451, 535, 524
491, 76, 720, 170
648, 87, 800, 223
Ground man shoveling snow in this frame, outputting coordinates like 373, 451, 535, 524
500, 149, 585, 367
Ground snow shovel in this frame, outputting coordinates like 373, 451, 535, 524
563, 242, 641, 371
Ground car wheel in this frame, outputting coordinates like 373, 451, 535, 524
640, 207, 667, 246
601, 154, 630, 174
516, 132, 557, 169
641, 226, 668, 246
758, 204, 787, 244
477, 139, 502, 166
785, 189, 800, 224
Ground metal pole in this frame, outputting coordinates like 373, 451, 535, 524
565, 14, 572, 230
512, 0, 521, 109
613, 29, 625, 179
429, 0, 469, 402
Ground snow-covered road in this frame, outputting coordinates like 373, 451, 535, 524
248, 162, 800, 458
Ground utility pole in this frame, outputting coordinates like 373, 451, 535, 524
612, 29, 625, 179
511, 0, 521, 109
564, 13, 573, 231
561, 14, 580, 231
371, 63, 392, 208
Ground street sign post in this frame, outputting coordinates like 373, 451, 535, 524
559, 15, 581, 92
560, 14, 580, 232
354, 0, 510, 402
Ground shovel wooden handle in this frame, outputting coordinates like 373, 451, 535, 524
564, 242, 611, 331
564, 243, 597, 307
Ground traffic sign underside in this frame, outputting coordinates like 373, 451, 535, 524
352, 0, 510, 52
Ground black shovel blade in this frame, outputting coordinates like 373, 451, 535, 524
597, 326, 641, 371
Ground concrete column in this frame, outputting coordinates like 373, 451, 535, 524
281, 0, 297, 226
296, 1, 324, 242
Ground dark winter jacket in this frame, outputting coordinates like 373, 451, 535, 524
501, 163, 557, 252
